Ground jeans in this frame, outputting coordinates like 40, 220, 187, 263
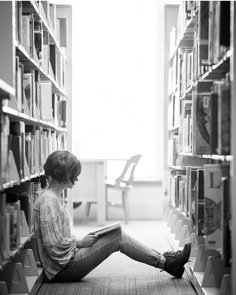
51, 227, 165, 282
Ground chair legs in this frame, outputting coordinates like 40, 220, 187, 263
106, 188, 130, 224
85, 202, 92, 217
122, 190, 129, 224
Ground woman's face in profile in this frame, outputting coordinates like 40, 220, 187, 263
65, 174, 79, 189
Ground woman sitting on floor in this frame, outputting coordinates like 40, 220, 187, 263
34, 150, 191, 282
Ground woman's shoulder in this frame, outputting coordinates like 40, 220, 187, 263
35, 191, 60, 219
35, 190, 58, 209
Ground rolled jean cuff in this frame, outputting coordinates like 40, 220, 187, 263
158, 255, 166, 269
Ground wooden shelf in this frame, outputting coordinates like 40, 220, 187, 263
168, 125, 179, 133
2, 106, 67, 133
0, 79, 15, 99
163, 205, 231, 295
15, 43, 67, 97
200, 51, 231, 81
0, 1, 72, 293
169, 16, 196, 61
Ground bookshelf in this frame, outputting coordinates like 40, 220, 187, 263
0, 1, 72, 294
164, 2, 235, 295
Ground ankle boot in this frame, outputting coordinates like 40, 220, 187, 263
163, 242, 191, 278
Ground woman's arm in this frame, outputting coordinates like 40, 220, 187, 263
76, 233, 99, 248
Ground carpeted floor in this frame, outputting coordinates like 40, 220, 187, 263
37, 220, 197, 295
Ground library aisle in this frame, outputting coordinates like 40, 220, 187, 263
37, 220, 197, 295
1, 1, 235, 295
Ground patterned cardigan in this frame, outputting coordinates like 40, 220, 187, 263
34, 191, 77, 280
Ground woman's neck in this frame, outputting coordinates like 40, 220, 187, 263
47, 180, 65, 197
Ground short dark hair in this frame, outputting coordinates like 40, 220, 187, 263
43, 150, 82, 183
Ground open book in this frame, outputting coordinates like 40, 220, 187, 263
92, 222, 121, 237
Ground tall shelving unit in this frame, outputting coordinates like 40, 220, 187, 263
164, 2, 235, 295
230, 2, 236, 293
0, 1, 72, 294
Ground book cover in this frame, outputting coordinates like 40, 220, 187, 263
168, 135, 178, 167
34, 76, 41, 119
15, 1, 22, 43
0, 193, 6, 265
174, 173, 181, 208
59, 100, 67, 128
198, 1, 209, 75
23, 72, 33, 116
4, 212, 10, 259
210, 92, 218, 154
25, 125, 36, 174
203, 164, 229, 249
25, 132, 33, 174
221, 176, 231, 266
192, 92, 212, 155
9, 135, 23, 179
0, 115, 10, 185
213, 2, 220, 64
9, 182, 35, 234
179, 175, 186, 213
40, 81, 53, 121
50, 44, 56, 79
22, 15, 31, 54
208, 2, 215, 66
29, 13, 35, 58
92, 222, 121, 237
10, 121, 26, 179
219, 2, 230, 47
195, 169, 205, 236
179, 100, 192, 153
6, 201, 21, 251
218, 80, 230, 155
42, 31, 50, 74
34, 21, 42, 63
188, 167, 198, 232
15, 56, 23, 112
186, 166, 197, 221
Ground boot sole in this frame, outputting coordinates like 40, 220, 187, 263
182, 243, 191, 265
175, 266, 185, 278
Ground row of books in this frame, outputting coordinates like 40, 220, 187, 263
168, 47, 194, 99
167, 163, 231, 266
192, 1, 230, 79
39, 0, 65, 44
168, 134, 178, 168
192, 78, 230, 155
168, 79, 230, 161
15, 1, 66, 89
204, 1, 230, 67
15, 2, 41, 63
43, 31, 66, 88
167, 93, 180, 129
8, 58, 67, 127
168, 1, 196, 59
0, 179, 44, 266
169, 1, 230, 96
0, 116, 67, 185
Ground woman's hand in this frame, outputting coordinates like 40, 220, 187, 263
76, 233, 99, 248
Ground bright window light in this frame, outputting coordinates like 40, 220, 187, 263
70, 0, 165, 180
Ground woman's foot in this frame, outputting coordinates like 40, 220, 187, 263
163, 243, 191, 278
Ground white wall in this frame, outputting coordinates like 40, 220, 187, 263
73, 183, 163, 221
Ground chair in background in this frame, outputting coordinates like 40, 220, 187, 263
105, 154, 141, 224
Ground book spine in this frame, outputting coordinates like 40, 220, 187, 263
195, 169, 205, 236
192, 92, 212, 154
204, 164, 229, 249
